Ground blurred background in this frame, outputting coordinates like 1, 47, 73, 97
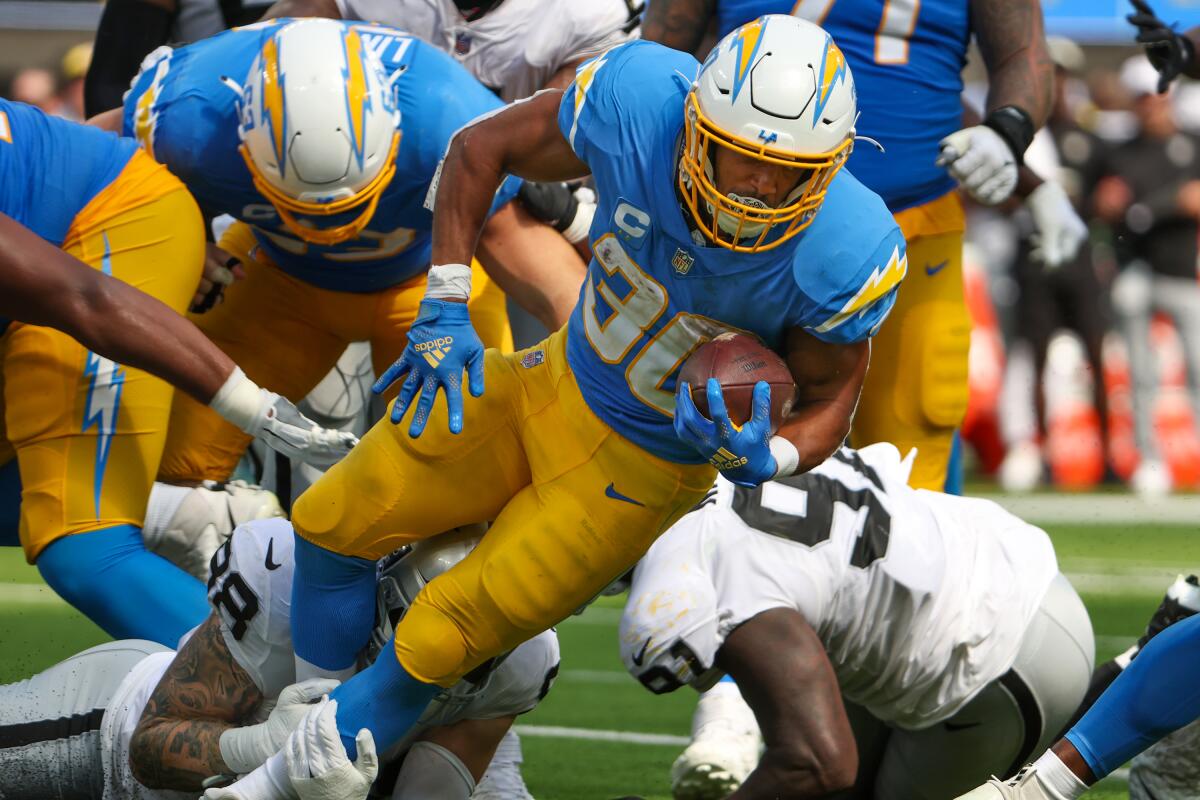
7, 0, 1200, 496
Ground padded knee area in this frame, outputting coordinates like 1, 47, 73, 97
906, 303, 970, 429
394, 601, 471, 687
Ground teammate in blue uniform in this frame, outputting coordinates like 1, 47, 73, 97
644, 0, 1055, 491
205, 17, 907, 796
0, 99, 351, 644
100, 17, 585, 488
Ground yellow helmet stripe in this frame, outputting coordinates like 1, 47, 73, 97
261, 34, 288, 172
343, 29, 370, 167
812, 35, 849, 127
731, 17, 766, 102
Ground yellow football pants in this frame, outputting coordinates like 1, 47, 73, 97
292, 327, 715, 686
851, 192, 970, 491
0, 152, 204, 561
158, 221, 513, 483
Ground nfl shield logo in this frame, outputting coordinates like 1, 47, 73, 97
671, 248, 695, 275
520, 350, 545, 369
454, 31, 472, 55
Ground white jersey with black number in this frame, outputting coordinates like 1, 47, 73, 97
333, 0, 638, 102
620, 443, 1059, 730
100, 518, 559, 798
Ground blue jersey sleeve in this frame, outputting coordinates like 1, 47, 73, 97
792, 172, 907, 344
558, 40, 697, 166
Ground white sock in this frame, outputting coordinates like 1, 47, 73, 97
143, 482, 195, 540
1031, 750, 1090, 800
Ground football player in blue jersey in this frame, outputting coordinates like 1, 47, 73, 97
94, 17, 586, 492
0, 98, 354, 646
643, 0, 1056, 492
206, 15, 908, 797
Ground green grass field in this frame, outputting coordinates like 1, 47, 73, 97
2, 517, 1196, 799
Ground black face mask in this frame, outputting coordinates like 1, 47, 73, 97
452, 0, 504, 21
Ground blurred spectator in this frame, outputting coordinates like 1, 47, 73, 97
9, 67, 60, 114
999, 37, 1115, 490
1096, 56, 1200, 498
57, 42, 91, 121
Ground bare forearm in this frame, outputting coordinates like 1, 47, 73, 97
974, 0, 1054, 126
431, 91, 589, 267
730, 749, 839, 799
129, 717, 235, 790
777, 337, 869, 474
0, 214, 233, 402
640, 0, 714, 54
261, 0, 339, 19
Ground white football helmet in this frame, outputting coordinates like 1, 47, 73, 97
239, 19, 401, 245
680, 15, 857, 252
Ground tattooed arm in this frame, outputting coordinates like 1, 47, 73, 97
128, 614, 263, 790
972, 0, 1055, 128
640, 0, 714, 55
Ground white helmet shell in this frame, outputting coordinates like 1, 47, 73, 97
694, 15, 857, 156
238, 19, 401, 243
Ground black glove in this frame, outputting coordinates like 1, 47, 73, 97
517, 180, 580, 233
1128, 0, 1195, 93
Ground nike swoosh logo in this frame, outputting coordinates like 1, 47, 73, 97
943, 720, 982, 732
925, 260, 950, 276
264, 539, 282, 571
631, 638, 652, 667
605, 483, 644, 507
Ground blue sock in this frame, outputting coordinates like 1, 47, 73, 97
291, 534, 377, 672
1066, 613, 1200, 777
36, 523, 208, 644
0, 460, 19, 547
330, 633, 440, 759
943, 431, 964, 495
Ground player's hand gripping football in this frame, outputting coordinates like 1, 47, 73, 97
674, 378, 777, 488
1128, 0, 1195, 93
374, 299, 485, 437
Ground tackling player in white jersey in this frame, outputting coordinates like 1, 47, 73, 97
262, 0, 639, 101
620, 443, 1095, 800
0, 520, 558, 800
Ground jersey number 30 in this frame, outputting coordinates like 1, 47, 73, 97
583, 234, 734, 416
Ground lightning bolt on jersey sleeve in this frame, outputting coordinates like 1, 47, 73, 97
122, 20, 520, 293
0, 99, 137, 245
206, 517, 298, 698
556, 41, 905, 461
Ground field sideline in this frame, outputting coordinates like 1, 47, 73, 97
1, 500, 1196, 799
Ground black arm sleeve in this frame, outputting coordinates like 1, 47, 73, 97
84, 0, 175, 117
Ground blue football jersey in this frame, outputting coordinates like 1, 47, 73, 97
560, 42, 906, 463
714, 1, 968, 212
0, 99, 137, 245
123, 19, 521, 293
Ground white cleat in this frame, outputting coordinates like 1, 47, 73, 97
999, 440, 1043, 493
1131, 459, 1171, 502
144, 480, 284, 580
954, 768, 1070, 800
473, 730, 535, 800
671, 682, 762, 800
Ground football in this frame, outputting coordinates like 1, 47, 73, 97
678, 332, 796, 433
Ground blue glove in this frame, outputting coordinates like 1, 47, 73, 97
674, 378, 777, 488
372, 299, 484, 437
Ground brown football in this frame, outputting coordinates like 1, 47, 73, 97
678, 332, 797, 434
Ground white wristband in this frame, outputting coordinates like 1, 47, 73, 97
208, 367, 267, 435
770, 436, 800, 479
562, 200, 596, 244
219, 722, 275, 776
425, 263, 473, 301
